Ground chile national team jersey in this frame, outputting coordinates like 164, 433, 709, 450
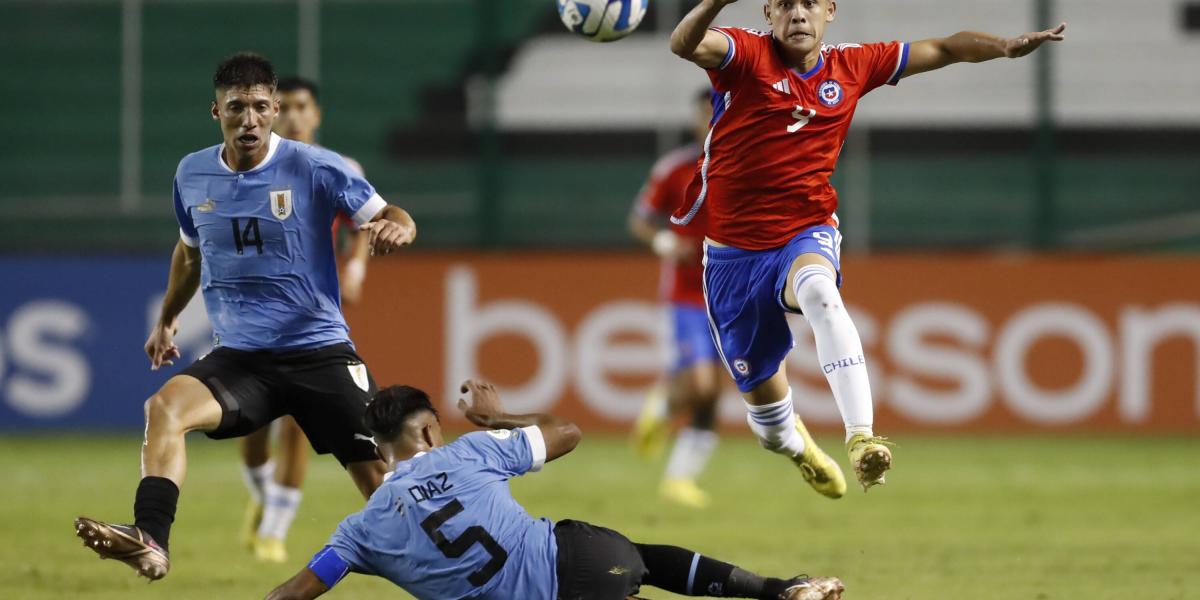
172, 133, 386, 350
633, 144, 707, 307
672, 28, 909, 250
310, 427, 557, 600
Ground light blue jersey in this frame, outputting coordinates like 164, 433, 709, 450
172, 133, 385, 351
309, 427, 558, 600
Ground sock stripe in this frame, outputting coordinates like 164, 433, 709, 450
793, 266, 834, 297
749, 404, 793, 426
686, 552, 701, 595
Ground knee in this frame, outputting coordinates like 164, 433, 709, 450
144, 392, 182, 430
797, 274, 844, 317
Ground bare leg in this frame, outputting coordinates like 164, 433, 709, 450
142, 375, 224, 486
241, 425, 272, 469
345, 459, 388, 499
274, 416, 310, 488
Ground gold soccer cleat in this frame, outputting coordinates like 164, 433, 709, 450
74, 516, 170, 581
782, 576, 845, 600
847, 433, 894, 491
659, 478, 711, 509
790, 417, 847, 499
254, 536, 288, 563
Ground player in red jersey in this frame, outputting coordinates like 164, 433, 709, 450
629, 89, 731, 508
669, 0, 1065, 495
238, 76, 378, 563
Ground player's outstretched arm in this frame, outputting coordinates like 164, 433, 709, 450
457, 380, 582, 463
358, 204, 416, 257
629, 212, 692, 261
902, 23, 1066, 79
145, 240, 202, 370
670, 0, 738, 68
265, 567, 329, 600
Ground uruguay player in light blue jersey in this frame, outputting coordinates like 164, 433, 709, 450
75, 53, 416, 582
265, 380, 844, 600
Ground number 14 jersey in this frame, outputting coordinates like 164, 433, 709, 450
672, 28, 909, 251
172, 132, 385, 350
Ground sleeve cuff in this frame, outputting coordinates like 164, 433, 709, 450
352, 194, 387, 226
520, 425, 547, 472
887, 42, 910, 85
713, 28, 736, 70
180, 228, 199, 248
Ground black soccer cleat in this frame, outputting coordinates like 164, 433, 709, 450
75, 516, 170, 581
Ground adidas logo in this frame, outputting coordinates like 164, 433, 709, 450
772, 79, 791, 94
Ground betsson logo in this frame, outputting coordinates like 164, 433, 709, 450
445, 267, 1200, 426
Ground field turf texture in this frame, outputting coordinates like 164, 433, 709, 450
2, 433, 1196, 599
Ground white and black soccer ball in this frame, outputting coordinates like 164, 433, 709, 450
557, 0, 648, 43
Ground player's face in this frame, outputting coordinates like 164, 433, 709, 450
692, 97, 713, 145
211, 84, 279, 158
764, 0, 836, 55
275, 89, 322, 144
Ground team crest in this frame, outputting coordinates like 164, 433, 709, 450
269, 189, 293, 221
733, 358, 751, 375
818, 79, 844, 107
347, 362, 370, 391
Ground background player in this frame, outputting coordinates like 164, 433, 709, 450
265, 380, 844, 600
669, 0, 1066, 494
239, 76, 375, 564
629, 89, 727, 509
73, 52, 415, 581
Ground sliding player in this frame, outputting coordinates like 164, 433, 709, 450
630, 89, 728, 508
74, 53, 415, 581
239, 76, 375, 564
669, 0, 1065, 494
265, 380, 844, 600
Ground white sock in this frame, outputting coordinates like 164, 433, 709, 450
258, 482, 302, 541
793, 265, 874, 442
241, 460, 274, 505
664, 428, 719, 481
744, 391, 806, 457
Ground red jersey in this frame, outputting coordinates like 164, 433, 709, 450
635, 144, 707, 306
672, 28, 908, 250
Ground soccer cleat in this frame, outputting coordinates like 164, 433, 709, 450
782, 576, 845, 600
790, 416, 847, 499
631, 385, 670, 460
240, 498, 263, 550
254, 536, 288, 563
847, 433, 894, 491
659, 478, 711, 509
74, 516, 170, 581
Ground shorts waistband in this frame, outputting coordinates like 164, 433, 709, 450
703, 241, 771, 260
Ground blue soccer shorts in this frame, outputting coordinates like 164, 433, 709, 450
669, 302, 722, 374
701, 225, 844, 393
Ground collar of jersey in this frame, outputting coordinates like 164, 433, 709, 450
792, 53, 825, 80
216, 132, 282, 174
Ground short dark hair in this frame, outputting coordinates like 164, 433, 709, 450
277, 76, 319, 103
364, 385, 439, 443
213, 52, 278, 91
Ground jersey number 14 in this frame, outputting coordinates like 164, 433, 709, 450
230, 217, 264, 255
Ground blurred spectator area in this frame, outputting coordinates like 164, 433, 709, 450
0, 0, 1197, 252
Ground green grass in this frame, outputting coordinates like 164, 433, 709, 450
2, 433, 1198, 599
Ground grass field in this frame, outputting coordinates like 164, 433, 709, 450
2, 432, 1198, 599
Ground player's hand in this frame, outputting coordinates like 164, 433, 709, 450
145, 321, 181, 371
457, 380, 504, 428
1004, 22, 1066, 58
360, 219, 415, 257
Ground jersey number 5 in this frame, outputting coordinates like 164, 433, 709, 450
788, 106, 817, 133
420, 499, 509, 587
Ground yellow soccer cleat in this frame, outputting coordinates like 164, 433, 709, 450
254, 536, 288, 563
240, 499, 263, 550
659, 478, 711, 509
847, 433, 894, 491
631, 385, 670, 460
790, 416, 847, 499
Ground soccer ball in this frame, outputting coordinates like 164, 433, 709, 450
557, 0, 648, 43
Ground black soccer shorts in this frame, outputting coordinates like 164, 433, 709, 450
554, 519, 648, 600
181, 342, 378, 466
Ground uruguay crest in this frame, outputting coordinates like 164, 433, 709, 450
270, 189, 293, 220
818, 79, 843, 107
